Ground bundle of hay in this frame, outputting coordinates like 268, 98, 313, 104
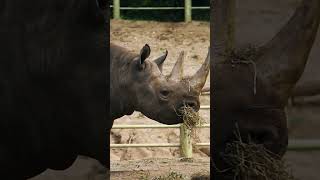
222, 129, 295, 180
180, 105, 205, 143
180, 105, 203, 129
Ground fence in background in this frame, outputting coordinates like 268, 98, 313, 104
111, 0, 210, 22
110, 92, 320, 158
111, 123, 210, 158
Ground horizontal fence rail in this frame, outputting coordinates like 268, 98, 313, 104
287, 139, 320, 151
110, 6, 210, 10
111, 0, 209, 22
111, 139, 320, 150
112, 124, 210, 129
200, 105, 210, 109
111, 143, 211, 148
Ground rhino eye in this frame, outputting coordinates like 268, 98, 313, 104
160, 90, 170, 97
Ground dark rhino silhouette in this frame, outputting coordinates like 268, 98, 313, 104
212, 0, 320, 179
0, 0, 110, 179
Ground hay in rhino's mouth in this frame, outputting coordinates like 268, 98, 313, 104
178, 105, 205, 129
178, 105, 205, 144
219, 125, 295, 180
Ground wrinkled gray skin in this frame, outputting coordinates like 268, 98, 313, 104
110, 43, 210, 126
212, 0, 320, 179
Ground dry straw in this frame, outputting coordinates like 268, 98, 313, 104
180, 105, 202, 129
222, 125, 295, 180
180, 105, 205, 144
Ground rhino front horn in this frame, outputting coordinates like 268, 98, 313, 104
190, 48, 210, 92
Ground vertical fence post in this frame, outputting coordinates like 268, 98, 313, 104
113, 0, 120, 19
184, 0, 192, 22
180, 124, 192, 158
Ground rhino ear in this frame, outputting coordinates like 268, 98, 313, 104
153, 50, 168, 72
140, 44, 151, 64
138, 44, 151, 70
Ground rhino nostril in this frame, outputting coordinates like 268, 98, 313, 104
185, 101, 197, 110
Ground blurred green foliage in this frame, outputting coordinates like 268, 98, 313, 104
110, 0, 209, 22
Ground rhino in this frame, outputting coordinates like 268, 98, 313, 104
110, 43, 210, 126
109, 43, 209, 177
211, 0, 320, 179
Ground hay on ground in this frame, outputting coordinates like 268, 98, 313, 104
222, 126, 295, 180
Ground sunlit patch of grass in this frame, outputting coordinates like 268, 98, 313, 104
152, 171, 185, 180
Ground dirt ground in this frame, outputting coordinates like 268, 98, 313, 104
111, 158, 209, 180
110, 19, 210, 179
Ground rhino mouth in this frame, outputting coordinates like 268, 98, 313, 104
176, 100, 200, 113
173, 104, 202, 127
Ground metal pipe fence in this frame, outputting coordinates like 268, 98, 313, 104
111, 0, 210, 22
111, 90, 320, 158
111, 123, 210, 158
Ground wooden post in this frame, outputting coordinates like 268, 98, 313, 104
113, 0, 120, 19
180, 124, 192, 158
184, 0, 192, 22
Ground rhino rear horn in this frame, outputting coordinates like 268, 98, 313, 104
153, 50, 168, 72
169, 51, 185, 81
256, 0, 320, 104
190, 48, 210, 92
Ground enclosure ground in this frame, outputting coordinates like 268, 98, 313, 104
111, 158, 209, 180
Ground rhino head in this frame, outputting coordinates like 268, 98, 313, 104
128, 44, 209, 124
110, 43, 209, 125
212, 0, 320, 178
